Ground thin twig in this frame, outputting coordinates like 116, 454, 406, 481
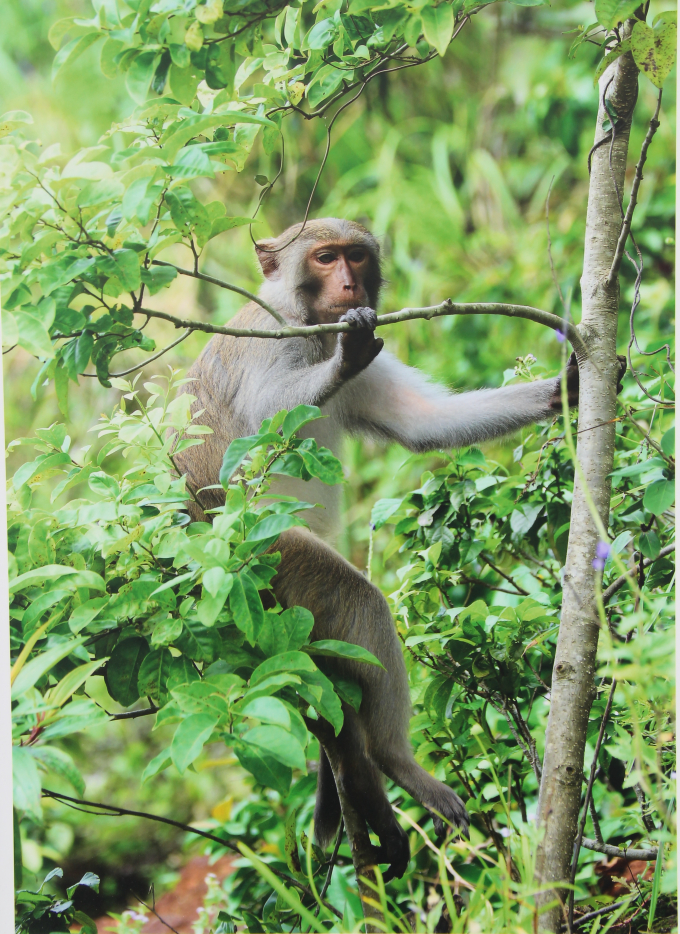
81, 329, 191, 379
602, 544, 675, 604
151, 260, 286, 325
41, 788, 343, 919
109, 705, 158, 721
131, 891, 181, 934
606, 90, 662, 286
561, 899, 628, 931
481, 553, 529, 595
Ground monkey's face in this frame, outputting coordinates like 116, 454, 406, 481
301, 241, 373, 323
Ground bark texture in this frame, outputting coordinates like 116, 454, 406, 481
534, 47, 639, 931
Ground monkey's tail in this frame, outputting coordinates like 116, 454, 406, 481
314, 747, 342, 850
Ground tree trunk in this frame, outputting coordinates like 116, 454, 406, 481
534, 46, 639, 931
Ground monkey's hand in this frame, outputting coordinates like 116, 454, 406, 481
337, 307, 384, 380
549, 352, 626, 412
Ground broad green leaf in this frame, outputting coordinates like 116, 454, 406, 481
258, 606, 315, 657
324, 673, 362, 712
643, 478, 675, 514
232, 743, 292, 795
281, 405, 322, 439
631, 21, 677, 88
243, 725, 307, 772
307, 66, 344, 109
240, 696, 291, 729
126, 50, 159, 104
306, 18, 338, 50
175, 618, 221, 662
29, 746, 85, 797
166, 654, 200, 694
371, 498, 403, 530
52, 32, 102, 81
13, 746, 42, 822
421, 4, 454, 56
142, 748, 172, 782
251, 651, 317, 685
638, 529, 661, 560
171, 712, 219, 773
246, 513, 306, 542
15, 312, 55, 360
304, 639, 385, 668
138, 647, 174, 704
97, 249, 141, 292
661, 427, 674, 457
105, 637, 150, 707
297, 669, 343, 734
2, 309, 19, 347
229, 571, 264, 645
595, 0, 641, 29
219, 435, 259, 486
151, 616, 184, 648
47, 657, 105, 709
24, 590, 72, 633
11, 637, 87, 700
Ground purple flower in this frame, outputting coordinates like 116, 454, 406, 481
556, 329, 566, 343
592, 540, 611, 571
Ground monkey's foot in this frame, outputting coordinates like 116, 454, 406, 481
428, 787, 470, 841
371, 823, 410, 883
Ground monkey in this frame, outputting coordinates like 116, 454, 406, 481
175, 217, 588, 882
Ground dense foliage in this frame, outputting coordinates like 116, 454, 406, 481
3, 0, 675, 931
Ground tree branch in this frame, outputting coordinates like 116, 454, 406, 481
580, 837, 658, 861
41, 788, 342, 919
602, 543, 675, 604
606, 90, 662, 287
151, 260, 286, 326
138, 299, 585, 351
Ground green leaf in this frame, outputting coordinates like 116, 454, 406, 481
126, 50, 160, 104
304, 639, 385, 668
282, 405, 322, 439
661, 426, 674, 457
307, 66, 344, 109
175, 618, 221, 662
240, 696, 291, 729
638, 529, 661, 560
229, 571, 264, 645
421, 4, 454, 56
13, 746, 42, 822
52, 32, 102, 81
631, 21, 677, 88
246, 513, 307, 542
219, 435, 259, 486
2, 309, 19, 347
137, 647, 173, 705
243, 725, 307, 772
142, 748, 172, 782
105, 637, 150, 707
166, 654, 200, 693
97, 249, 141, 292
258, 606, 315, 657
233, 743, 292, 795
29, 746, 85, 797
48, 657, 104, 709
306, 18, 338, 50
371, 498, 403, 530
595, 0, 642, 29
11, 637, 87, 700
140, 265, 178, 295
67, 872, 100, 898
297, 669, 344, 735
171, 712, 219, 773
251, 651, 317, 685
15, 312, 55, 360
643, 478, 675, 514
209, 215, 257, 239
9, 564, 78, 593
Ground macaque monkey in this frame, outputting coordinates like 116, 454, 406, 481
175, 218, 582, 881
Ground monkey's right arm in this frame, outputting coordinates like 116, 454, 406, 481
337, 350, 578, 452
248, 307, 384, 425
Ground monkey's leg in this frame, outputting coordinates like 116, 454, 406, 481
272, 529, 466, 866
308, 714, 410, 882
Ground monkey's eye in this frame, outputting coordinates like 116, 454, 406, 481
348, 249, 367, 263
316, 252, 336, 264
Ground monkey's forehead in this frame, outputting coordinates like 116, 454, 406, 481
280, 218, 378, 247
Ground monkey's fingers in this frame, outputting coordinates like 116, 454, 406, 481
616, 353, 627, 394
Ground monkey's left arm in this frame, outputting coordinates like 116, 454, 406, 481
338, 351, 610, 453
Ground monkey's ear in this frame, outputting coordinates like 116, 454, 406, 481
255, 239, 280, 278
